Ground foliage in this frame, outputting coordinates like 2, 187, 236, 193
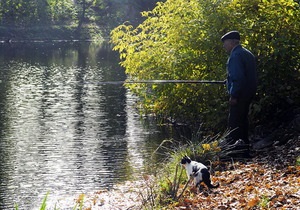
111, 0, 300, 129
0, 0, 51, 26
0, 0, 161, 30
0, 0, 163, 40
48, 0, 77, 24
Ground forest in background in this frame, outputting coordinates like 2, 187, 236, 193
0, 0, 161, 40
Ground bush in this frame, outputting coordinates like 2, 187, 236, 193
111, 0, 300, 129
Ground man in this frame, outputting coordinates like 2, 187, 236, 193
221, 31, 257, 148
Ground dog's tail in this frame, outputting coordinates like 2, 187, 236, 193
201, 168, 219, 188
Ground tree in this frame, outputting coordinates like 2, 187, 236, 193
111, 0, 300, 129
47, 0, 77, 24
35, 0, 51, 23
0, 0, 162, 29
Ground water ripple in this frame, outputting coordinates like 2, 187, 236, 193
0, 42, 169, 209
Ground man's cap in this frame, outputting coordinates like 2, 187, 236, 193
221, 31, 240, 42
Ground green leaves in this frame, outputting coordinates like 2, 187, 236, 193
111, 0, 300, 127
111, 0, 224, 125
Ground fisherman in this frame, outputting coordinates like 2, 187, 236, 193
221, 31, 257, 153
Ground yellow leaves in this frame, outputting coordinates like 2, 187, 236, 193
202, 141, 220, 152
202, 143, 211, 151
76, 193, 85, 203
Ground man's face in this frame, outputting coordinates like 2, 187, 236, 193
223, 39, 233, 54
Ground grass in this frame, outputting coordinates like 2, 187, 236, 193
138, 132, 223, 209
14, 192, 85, 210
296, 156, 300, 166
259, 195, 270, 208
39, 192, 48, 210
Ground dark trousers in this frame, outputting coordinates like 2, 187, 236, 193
228, 98, 252, 144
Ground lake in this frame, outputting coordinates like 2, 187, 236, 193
0, 41, 175, 209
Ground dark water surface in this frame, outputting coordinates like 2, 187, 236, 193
0, 41, 171, 209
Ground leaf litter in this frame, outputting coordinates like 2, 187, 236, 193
64, 137, 299, 210
170, 137, 300, 210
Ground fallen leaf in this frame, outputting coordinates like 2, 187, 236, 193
247, 197, 259, 208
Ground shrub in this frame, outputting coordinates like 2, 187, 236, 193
111, 0, 300, 129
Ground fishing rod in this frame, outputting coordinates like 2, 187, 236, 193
127, 80, 225, 84
90, 80, 226, 85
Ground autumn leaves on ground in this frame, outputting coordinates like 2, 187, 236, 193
172, 160, 299, 210
70, 136, 299, 210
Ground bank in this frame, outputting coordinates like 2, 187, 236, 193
0, 24, 106, 42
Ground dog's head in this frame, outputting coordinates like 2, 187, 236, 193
180, 155, 192, 165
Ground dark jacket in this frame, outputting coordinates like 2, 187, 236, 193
226, 45, 257, 100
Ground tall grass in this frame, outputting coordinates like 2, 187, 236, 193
139, 131, 223, 209
39, 192, 48, 210
14, 192, 84, 210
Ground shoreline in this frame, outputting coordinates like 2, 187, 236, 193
0, 24, 107, 42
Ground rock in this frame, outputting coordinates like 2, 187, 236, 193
252, 136, 274, 150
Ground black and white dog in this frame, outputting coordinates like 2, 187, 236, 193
181, 155, 219, 189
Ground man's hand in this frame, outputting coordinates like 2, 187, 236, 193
229, 96, 238, 105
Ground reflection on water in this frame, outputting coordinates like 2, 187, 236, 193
0, 42, 169, 209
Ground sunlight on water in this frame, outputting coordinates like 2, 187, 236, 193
0, 42, 170, 209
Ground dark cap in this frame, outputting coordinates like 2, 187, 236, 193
221, 31, 240, 42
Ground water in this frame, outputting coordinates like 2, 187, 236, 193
0, 41, 171, 209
